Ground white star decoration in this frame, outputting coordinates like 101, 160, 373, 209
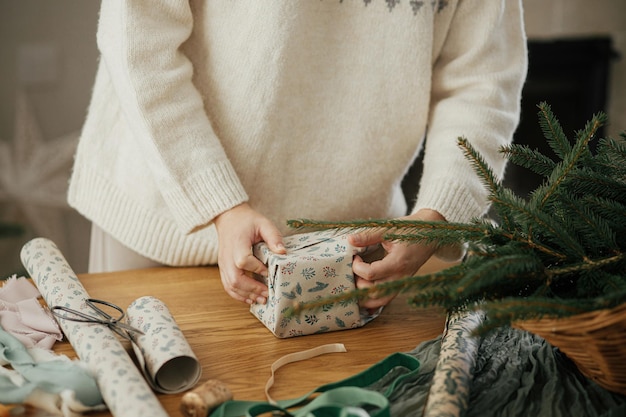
0, 90, 78, 252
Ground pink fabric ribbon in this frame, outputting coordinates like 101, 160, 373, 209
0, 276, 62, 350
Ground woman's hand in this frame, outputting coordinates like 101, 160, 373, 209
214, 203, 285, 305
348, 209, 446, 309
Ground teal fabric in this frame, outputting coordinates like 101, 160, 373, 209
368, 326, 626, 417
0, 326, 103, 406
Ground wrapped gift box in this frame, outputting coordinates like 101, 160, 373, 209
250, 229, 370, 338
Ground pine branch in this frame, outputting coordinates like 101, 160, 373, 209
288, 218, 425, 231
536, 110, 606, 209
565, 168, 626, 202
556, 194, 620, 255
600, 135, 626, 162
285, 106, 626, 331
287, 266, 468, 317
578, 195, 626, 244
489, 191, 581, 259
457, 137, 500, 196
478, 298, 589, 334
453, 252, 544, 297
537, 102, 572, 160
488, 187, 523, 236
288, 218, 489, 247
500, 143, 556, 178
546, 253, 625, 277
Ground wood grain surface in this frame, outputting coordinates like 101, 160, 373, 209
50, 259, 451, 416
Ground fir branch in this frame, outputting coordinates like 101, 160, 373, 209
457, 137, 500, 195
406, 289, 458, 310
464, 296, 603, 335
590, 136, 626, 176
546, 253, 625, 277
288, 218, 423, 231
286, 106, 626, 331
575, 270, 626, 298
555, 194, 620, 255
288, 218, 487, 245
488, 191, 581, 260
487, 298, 589, 325
536, 111, 606, 209
456, 135, 525, 244
487, 187, 522, 236
380, 221, 491, 247
577, 195, 626, 245
564, 168, 626, 202
599, 136, 626, 162
453, 253, 544, 297
289, 265, 469, 317
537, 102, 572, 160
596, 272, 626, 295
500, 143, 556, 177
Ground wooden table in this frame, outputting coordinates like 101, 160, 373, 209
52, 260, 449, 416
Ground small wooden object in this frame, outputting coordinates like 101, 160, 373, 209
180, 379, 233, 417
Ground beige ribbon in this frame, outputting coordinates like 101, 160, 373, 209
265, 343, 348, 404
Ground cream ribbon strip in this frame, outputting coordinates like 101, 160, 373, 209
265, 343, 348, 404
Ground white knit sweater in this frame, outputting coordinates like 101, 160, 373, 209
68, 0, 528, 265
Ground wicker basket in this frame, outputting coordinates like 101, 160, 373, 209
514, 302, 626, 396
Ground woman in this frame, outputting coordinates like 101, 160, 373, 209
69, 0, 528, 307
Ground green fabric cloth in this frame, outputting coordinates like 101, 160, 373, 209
0, 326, 102, 407
369, 327, 626, 417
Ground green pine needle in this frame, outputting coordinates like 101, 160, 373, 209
286, 103, 626, 331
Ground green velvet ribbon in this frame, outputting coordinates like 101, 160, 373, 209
210, 352, 420, 417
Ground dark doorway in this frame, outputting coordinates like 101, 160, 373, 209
402, 37, 619, 211
504, 37, 618, 197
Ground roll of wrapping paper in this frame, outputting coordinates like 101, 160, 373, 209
423, 310, 485, 417
20, 237, 169, 417
127, 296, 201, 393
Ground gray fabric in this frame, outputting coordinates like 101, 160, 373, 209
371, 327, 626, 416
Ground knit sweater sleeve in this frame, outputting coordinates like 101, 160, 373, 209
96, 1, 248, 233
413, 0, 527, 223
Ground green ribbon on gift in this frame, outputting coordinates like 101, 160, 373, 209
209, 352, 420, 417
0, 325, 103, 407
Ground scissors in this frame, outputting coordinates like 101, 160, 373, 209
51, 298, 145, 341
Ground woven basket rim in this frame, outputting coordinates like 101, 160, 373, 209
514, 300, 626, 332
513, 300, 626, 396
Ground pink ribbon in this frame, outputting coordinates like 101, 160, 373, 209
0, 276, 62, 350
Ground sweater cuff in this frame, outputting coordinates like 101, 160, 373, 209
413, 179, 489, 262
412, 179, 486, 224
162, 160, 249, 234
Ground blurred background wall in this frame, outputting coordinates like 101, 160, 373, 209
1, 0, 99, 276
0, 0, 625, 277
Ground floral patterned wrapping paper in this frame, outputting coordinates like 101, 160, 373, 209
20, 237, 169, 417
423, 310, 485, 417
127, 295, 201, 393
250, 229, 375, 338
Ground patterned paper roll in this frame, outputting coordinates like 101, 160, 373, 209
127, 296, 202, 393
21, 237, 169, 417
423, 310, 485, 417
